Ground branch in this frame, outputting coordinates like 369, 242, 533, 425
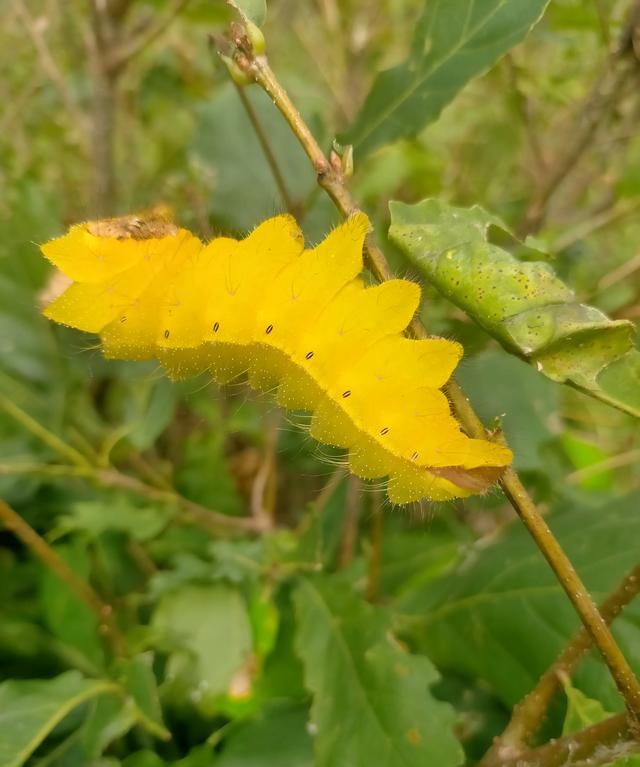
97, 468, 266, 535
223, 22, 640, 725
106, 0, 191, 73
503, 53, 546, 183
480, 564, 640, 765
551, 198, 640, 253
0, 393, 91, 468
496, 713, 639, 767
1, 386, 263, 537
520, 0, 640, 236
85, 0, 190, 213
338, 475, 361, 569
0, 499, 125, 656
0, 462, 263, 536
232, 81, 297, 214
12, 0, 88, 153
250, 409, 279, 532
87, 0, 119, 215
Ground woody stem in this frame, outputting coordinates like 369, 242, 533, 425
234, 47, 640, 726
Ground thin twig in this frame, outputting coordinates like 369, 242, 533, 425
480, 564, 640, 765
250, 409, 279, 532
87, 0, 119, 215
98, 468, 265, 534
233, 82, 297, 214
225, 30, 640, 725
0, 393, 91, 468
338, 475, 361, 569
495, 713, 638, 767
292, 18, 353, 123
597, 251, 640, 293
313, 468, 346, 512
552, 199, 640, 253
504, 54, 546, 182
0, 462, 262, 536
500, 467, 640, 723
567, 449, 640, 484
0, 499, 125, 656
12, 0, 89, 151
0, 70, 43, 137
85, 0, 190, 213
106, 0, 190, 72
106, 0, 136, 23
366, 493, 383, 602
519, 0, 640, 236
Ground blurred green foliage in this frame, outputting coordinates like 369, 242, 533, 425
1, 1, 640, 765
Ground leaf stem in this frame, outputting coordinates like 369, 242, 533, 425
0, 499, 125, 656
228, 37, 640, 725
0, 462, 263, 536
0, 393, 91, 468
1, 392, 262, 535
233, 82, 297, 214
367, 493, 383, 602
499, 713, 638, 767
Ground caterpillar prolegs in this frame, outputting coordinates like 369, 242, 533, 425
40, 211, 512, 503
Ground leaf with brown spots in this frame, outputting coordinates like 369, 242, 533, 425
293, 576, 463, 767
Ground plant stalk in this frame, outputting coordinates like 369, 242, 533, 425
229, 42, 640, 725
0, 499, 124, 656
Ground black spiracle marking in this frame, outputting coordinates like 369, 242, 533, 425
305, 351, 314, 360
265, 324, 274, 335
411, 451, 419, 461
342, 390, 351, 398
380, 427, 389, 436
119, 316, 127, 323
164, 329, 170, 339
213, 322, 220, 333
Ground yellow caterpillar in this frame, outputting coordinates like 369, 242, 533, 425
40, 210, 512, 504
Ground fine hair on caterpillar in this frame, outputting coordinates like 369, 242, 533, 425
40, 210, 512, 504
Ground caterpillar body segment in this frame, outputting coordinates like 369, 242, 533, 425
41, 212, 512, 503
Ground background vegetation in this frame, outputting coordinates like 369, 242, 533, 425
1, 1, 640, 765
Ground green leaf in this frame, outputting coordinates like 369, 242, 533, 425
0, 671, 118, 767
229, 0, 267, 25
106, 376, 177, 452
122, 748, 215, 767
151, 584, 253, 713
126, 377, 177, 451
215, 705, 313, 767
116, 654, 170, 741
561, 679, 610, 736
78, 695, 138, 762
560, 433, 613, 491
389, 199, 640, 417
561, 680, 640, 766
293, 577, 463, 767
191, 84, 314, 232
345, 0, 550, 157
457, 351, 559, 473
54, 498, 172, 542
378, 519, 468, 600
122, 753, 165, 767
174, 406, 244, 517
39, 540, 105, 669
401, 492, 640, 711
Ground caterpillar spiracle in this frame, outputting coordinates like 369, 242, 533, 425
40, 210, 512, 504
